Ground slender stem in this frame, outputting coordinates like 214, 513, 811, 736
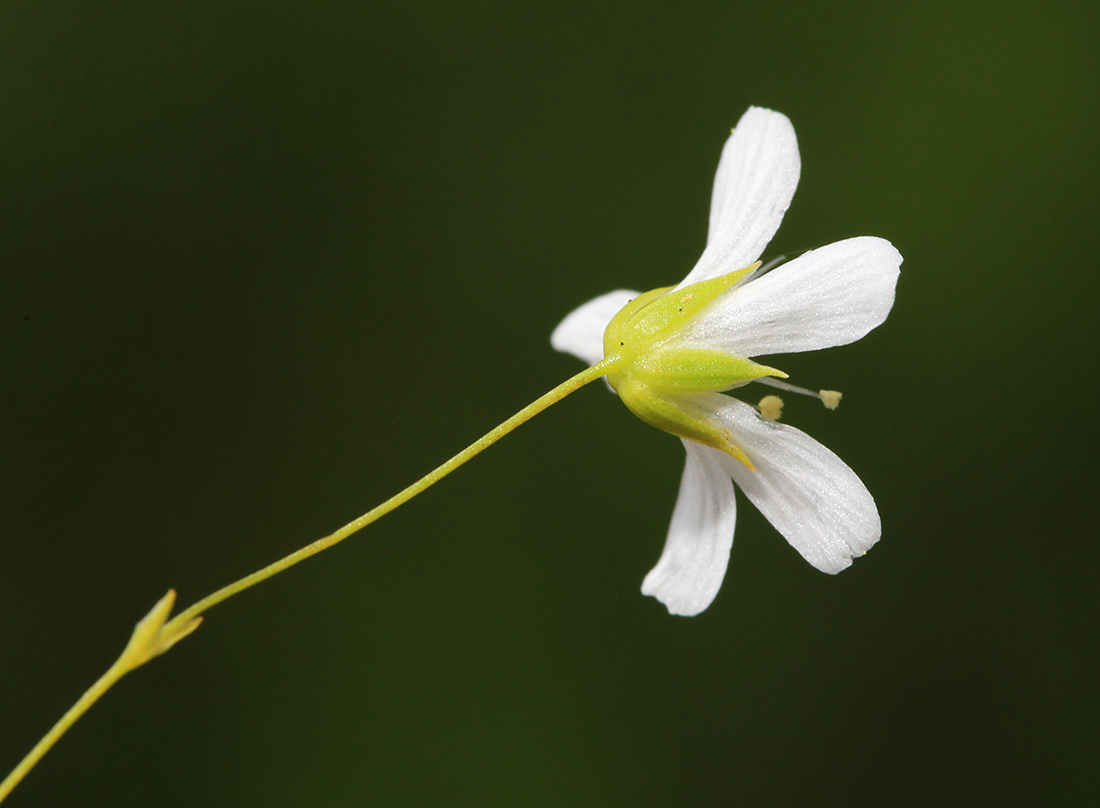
0, 660, 128, 802
165, 356, 615, 632
0, 358, 615, 805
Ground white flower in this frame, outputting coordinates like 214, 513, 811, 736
551, 107, 902, 616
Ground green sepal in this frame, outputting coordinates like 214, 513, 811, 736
631, 345, 786, 394
603, 285, 672, 371
603, 263, 758, 359
617, 380, 755, 470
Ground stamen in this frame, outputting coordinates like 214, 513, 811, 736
755, 377, 843, 410
757, 395, 784, 421
741, 254, 787, 284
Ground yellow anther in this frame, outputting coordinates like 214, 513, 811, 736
819, 390, 843, 410
758, 395, 784, 422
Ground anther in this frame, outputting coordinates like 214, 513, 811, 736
757, 395, 784, 421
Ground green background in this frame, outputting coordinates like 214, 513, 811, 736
2, 2, 1097, 805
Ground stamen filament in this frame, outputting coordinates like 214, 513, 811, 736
755, 376, 821, 397
755, 377, 842, 409
747, 253, 787, 281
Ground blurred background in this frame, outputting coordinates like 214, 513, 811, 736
2, 1, 1097, 805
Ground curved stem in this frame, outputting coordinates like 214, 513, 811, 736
165, 356, 615, 632
0, 358, 616, 805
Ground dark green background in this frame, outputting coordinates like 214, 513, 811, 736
2, 2, 1097, 806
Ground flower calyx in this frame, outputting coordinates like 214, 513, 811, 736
601, 265, 786, 469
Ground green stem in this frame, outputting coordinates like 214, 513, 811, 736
0, 357, 616, 805
0, 659, 129, 803
165, 356, 615, 632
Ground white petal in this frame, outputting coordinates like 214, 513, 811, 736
677, 107, 801, 289
641, 439, 737, 616
551, 289, 639, 366
684, 236, 902, 357
708, 396, 880, 573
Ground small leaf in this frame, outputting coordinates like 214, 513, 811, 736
118, 590, 200, 672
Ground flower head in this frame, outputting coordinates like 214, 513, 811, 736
551, 107, 901, 616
